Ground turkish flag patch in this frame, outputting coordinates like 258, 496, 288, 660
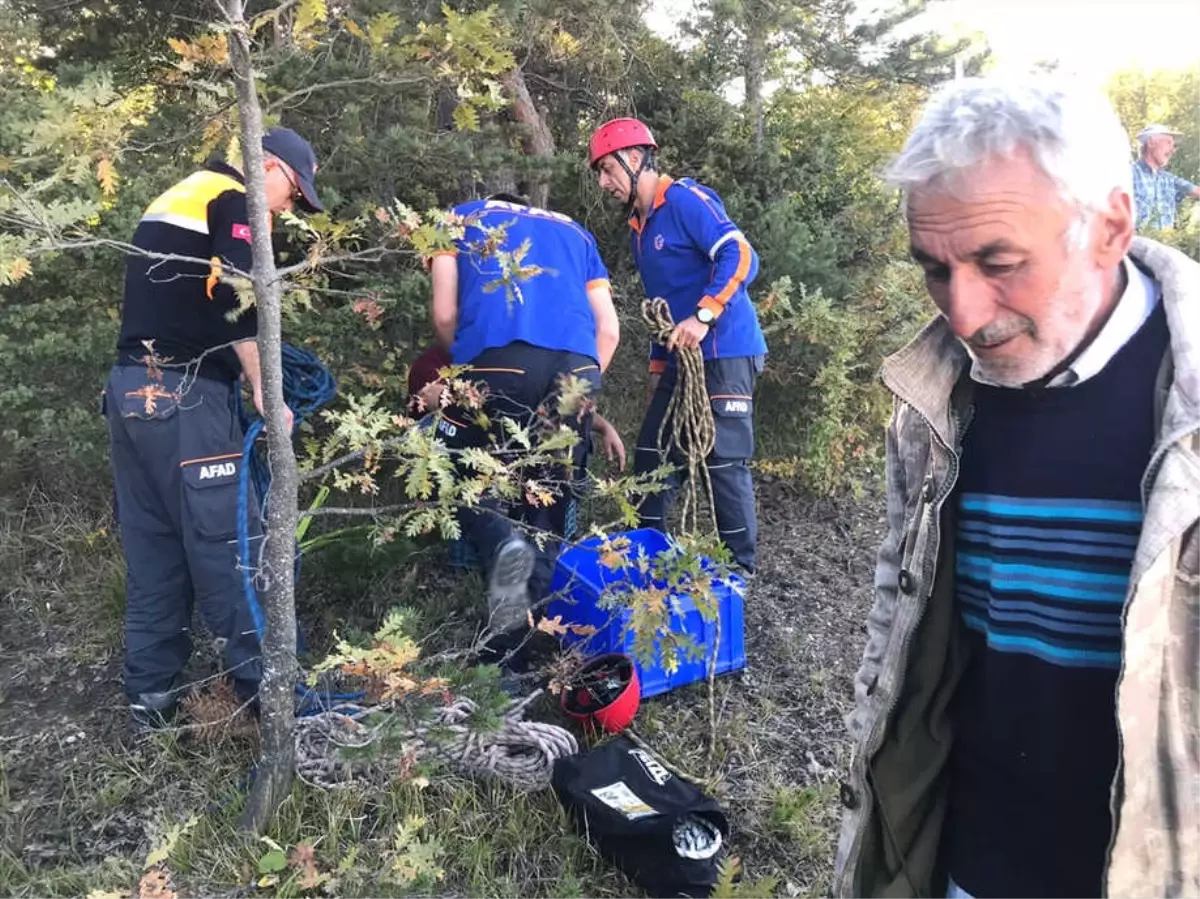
232, 223, 252, 244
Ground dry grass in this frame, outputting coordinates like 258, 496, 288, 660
180, 680, 259, 744
0, 481, 883, 898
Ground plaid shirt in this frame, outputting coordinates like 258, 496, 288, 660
1132, 158, 1197, 230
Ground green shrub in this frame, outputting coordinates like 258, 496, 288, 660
755, 262, 930, 495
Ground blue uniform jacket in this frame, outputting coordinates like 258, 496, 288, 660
438, 198, 610, 365
629, 176, 767, 371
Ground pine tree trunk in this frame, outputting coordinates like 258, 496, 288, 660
225, 0, 299, 834
503, 65, 556, 207
744, 14, 767, 154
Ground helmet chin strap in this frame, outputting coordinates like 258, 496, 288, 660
614, 148, 655, 222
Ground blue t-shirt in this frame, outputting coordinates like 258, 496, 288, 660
443, 199, 610, 365
629, 176, 767, 370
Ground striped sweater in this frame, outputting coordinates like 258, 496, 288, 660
946, 298, 1170, 898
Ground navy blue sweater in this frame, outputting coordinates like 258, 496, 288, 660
947, 298, 1168, 898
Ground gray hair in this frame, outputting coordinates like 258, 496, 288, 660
886, 78, 1133, 218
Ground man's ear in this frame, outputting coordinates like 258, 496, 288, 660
623, 147, 643, 170
1093, 188, 1134, 267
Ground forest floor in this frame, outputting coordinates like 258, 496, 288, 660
0, 477, 884, 898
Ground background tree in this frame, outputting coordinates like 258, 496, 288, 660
25, 0, 1195, 893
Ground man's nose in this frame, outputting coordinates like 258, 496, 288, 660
942, 268, 996, 340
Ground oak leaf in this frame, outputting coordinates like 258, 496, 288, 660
136, 868, 175, 899
535, 614, 569, 636
288, 842, 327, 890
8, 258, 32, 283
97, 157, 117, 197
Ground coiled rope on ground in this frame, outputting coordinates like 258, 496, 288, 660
294, 690, 578, 792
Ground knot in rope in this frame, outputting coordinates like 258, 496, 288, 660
640, 297, 717, 535
294, 690, 579, 793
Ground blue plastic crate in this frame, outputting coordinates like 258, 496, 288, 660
545, 528, 746, 699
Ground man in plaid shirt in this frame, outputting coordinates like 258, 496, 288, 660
1132, 124, 1200, 230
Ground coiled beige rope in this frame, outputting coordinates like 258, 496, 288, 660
295, 690, 578, 792
640, 297, 718, 535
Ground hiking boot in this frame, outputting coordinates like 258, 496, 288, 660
487, 535, 535, 634
129, 691, 178, 733
730, 564, 755, 586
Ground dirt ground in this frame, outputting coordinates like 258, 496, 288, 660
0, 480, 886, 896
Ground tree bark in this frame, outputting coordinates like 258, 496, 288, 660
502, 65, 555, 208
744, 11, 768, 154
225, 0, 300, 834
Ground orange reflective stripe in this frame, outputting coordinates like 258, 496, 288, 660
628, 176, 674, 233
648, 358, 668, 374
181, 451, 242, 468
687, 185, 726, 222
586, 278, 610, 292
653, 175, 672, 210
205, 256, 221, 299
707, 238, 752, 308
709, 393, 752, 401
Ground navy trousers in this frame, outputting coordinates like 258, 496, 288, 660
104, 365, 263, 702
440, 342, 600, 601
634, 355, 763, 572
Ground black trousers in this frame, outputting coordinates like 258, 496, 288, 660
440, 341, 600, 600
104, 365, 263, 702
633, 355, 762, 572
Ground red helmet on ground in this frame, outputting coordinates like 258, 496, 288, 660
561, 653, 640, 734
588, 118, 658, 168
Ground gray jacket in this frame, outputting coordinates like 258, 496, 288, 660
834, 237, 1200, 898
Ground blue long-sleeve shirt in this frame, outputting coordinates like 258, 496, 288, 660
1132, 159, 1197, 230
629, 176, 767, 371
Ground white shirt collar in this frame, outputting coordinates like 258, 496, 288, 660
969, 257, 1160, 388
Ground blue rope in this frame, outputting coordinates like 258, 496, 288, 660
240, 344, 338, 513
236, 344, 365, 707
238, 418, 267, 637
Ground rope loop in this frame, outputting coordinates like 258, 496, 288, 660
294, 689, 579, 792
640, 298, 717, 535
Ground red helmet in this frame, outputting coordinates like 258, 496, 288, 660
588, 118, 658, 168
561, 653, 641, 734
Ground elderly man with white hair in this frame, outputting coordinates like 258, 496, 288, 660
1133, 123, 1200, 231
833, 79, 1200, 899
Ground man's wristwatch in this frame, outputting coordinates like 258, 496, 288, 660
695, 306, 715, 326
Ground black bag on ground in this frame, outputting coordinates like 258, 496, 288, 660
551, 736, 729, 898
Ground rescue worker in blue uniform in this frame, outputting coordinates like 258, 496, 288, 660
104, 128, 322, 729
589, 119, 767, 573
428, 193, 621, 640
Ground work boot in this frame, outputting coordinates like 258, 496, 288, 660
487, 535, 535, 635
130, 690, 178, 733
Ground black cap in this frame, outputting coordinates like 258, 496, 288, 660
261, 127, 322, 213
